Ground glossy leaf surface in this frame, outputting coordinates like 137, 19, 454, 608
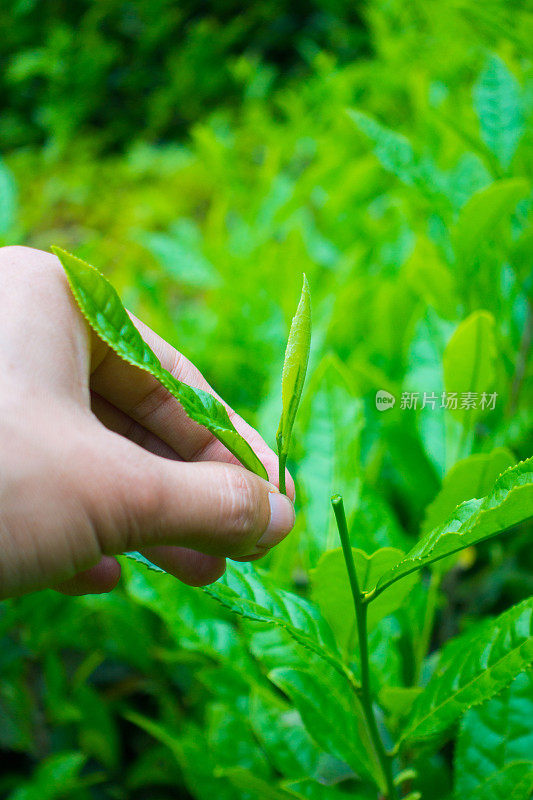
454, 670, 533, 795
276, 274, 311, 482
311, 547, 416, 652
402, 597, 533, 745
373, 457, 533, 597
52, 246, 267, 478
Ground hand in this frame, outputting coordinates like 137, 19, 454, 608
0, 246, 295, 599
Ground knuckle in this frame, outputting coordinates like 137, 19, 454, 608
221, 467, 264, 551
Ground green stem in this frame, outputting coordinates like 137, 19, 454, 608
331, 495, 399, 800
277, 432, 287, 495
415, 570, 440, 682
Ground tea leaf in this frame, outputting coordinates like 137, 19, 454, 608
311, 547, 416, 653
422, 448, 515, 534
401, 597, 533, 745
219, 768, 300, 799
474, 55, 525, 169
276, 274, 311, 492
466, 763, 533, 800
371, 457, 533, 598
442, 310, 497, 424
203, 562, 357, 689
454, 671, 533, 795
269, 666, 384, 791
52, 246, 267, 478
454, 178, 529, 268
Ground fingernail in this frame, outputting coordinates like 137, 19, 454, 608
257, 492, 295, 549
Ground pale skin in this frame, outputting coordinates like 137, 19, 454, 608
0, 246, 295, 600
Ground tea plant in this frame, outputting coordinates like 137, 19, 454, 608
52, 248, 533, 800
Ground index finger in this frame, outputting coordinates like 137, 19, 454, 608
89, 313, 295, 499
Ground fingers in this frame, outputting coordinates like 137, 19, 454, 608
54, 556, 121, 596
139, 546, 226, 586
89, 314, 295, 499
86, 433, 295, 561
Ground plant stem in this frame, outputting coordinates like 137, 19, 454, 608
331, 495, 399, 800
415, 570, 440, 683
277, 432, 287, 495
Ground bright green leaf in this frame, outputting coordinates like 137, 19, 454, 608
473, 55, 525, 169
442, 310, 497, 424
423, 447, 515, 534
276, 274, 311, 491
52, 246, 267, 478
453, 178, 529, 268
311, 547, 416, 653
401, 597, 533, 745
373, 457, 533, 597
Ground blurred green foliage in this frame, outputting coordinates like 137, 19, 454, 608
0, 0, 532, 797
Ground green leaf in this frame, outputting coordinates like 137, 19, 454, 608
299, 353, 364, 558
276, 274, 311, 491
442, 310, 497, 424
422, 448, 515, 534
401, 597, 533, 745
52, 246, 267, 478
0, 159, 17, 236
249, 688, 325, 780
311, 547, 416, 653
269, 666, 383, 791
378, 687, 423, 720
8, 752, 88, 800
454, 671, 533, 795
474, 55, 525, 169
466, 763, 533, 800
283, 779, 371, 800
219, 768, 299, 800
203, 562, 357, 690
372, 457, 533, 597
453, 178, 529, 268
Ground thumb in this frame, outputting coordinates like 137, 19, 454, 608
89, 437, 295, 560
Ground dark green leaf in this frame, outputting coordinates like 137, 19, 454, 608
402, 597, 533, 745
269, 666, 383, 792
454, 671, 533, 794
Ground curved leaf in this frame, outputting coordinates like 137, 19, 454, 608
454, 671, 533, 795
473, 55, 525, 169
467, 763, 533, 800
276, 274, 311, 489
311, 547, 416, 653
422, 448, 515, 534
442, 310, 497, 424
269, 666, 383, 791
52, 246, 267, 478
203, 562, 358, 690
453, 178, 529, 268
372, 457, 532, 598
401, 597, 533, 745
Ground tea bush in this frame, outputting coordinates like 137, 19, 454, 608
0, 0, 532, 798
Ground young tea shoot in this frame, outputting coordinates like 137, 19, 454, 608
276, 274, 311, 494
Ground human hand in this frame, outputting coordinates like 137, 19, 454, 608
0, 246, 295, 599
